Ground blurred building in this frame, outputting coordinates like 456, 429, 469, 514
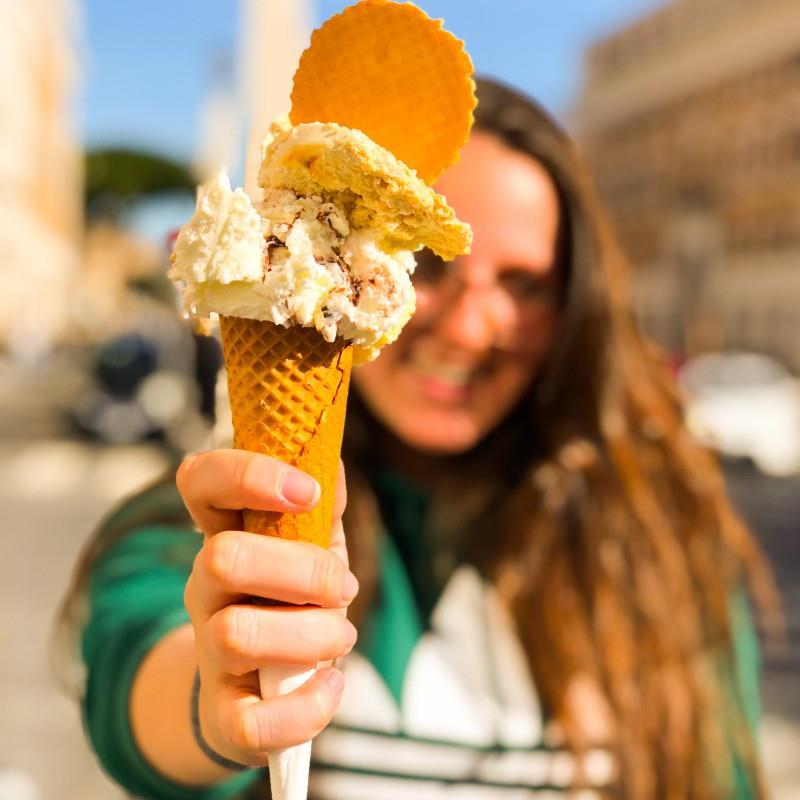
576, 0, 800, 371
0, 0, 81, 361
238, 0, 311, 197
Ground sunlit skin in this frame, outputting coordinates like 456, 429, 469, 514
354, 132, 562, 454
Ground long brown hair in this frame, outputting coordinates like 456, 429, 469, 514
342, 77, 779, 799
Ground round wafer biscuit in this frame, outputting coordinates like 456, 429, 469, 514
290, 0, 475, 185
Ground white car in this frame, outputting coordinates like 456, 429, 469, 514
679, 352, 800, 477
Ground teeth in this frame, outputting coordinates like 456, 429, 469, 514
410, 353, 474, 386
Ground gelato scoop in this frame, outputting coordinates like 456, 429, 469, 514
170, 117, 471, 362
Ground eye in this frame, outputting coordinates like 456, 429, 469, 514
497, 268, 556, 301
412, 248, 448, 285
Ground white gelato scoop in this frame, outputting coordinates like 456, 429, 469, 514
170, 118, 470, 362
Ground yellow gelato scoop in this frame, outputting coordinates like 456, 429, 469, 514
259, 116, 471, 262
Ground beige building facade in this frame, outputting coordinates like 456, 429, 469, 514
576, 0, 800, 371
0, 0, 82, 361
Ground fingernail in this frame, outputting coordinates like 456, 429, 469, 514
325, 669, 344, 697
279, 470, 320, 507
343, 622, 358, 654
342, 571, 359, 603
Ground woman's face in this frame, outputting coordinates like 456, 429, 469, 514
354, 131, 562, 454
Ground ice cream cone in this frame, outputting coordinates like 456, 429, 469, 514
219, 315, 352, 800
219, 315, 352, 547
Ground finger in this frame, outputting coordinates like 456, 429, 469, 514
206, 604, 357, 675
328, 517, 348, 570
327, 461, 349, 569
190, 530, 358, 617
176, 450, 320, 536
333, 460, 347, 522
221, 667, 345, 754
197, 673, 270, 768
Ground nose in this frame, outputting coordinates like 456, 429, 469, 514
431, 282, 497, 353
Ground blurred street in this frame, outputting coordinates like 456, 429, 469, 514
0, 359, 167, 800
0, 358, 798, 799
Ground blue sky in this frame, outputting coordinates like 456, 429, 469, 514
80, 0, 665, 163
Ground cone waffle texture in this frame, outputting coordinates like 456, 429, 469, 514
290, 0, 476, 185
219, 316, 352, 547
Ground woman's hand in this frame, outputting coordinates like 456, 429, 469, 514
178, 449, 358, 768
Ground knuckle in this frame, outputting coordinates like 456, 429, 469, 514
217, 606, 248, 659
308, 683, 334, 735
183, 574, 197, 618
204, 531, 244, 588
175, 453, 198, 497
236, 454, 270, 503
328, 614, 350, 654
190, 547, 205, 580
261, 705, 288, 749
229, 705, 264, 752
308, 550, 340, 601
215, 608, 263, 674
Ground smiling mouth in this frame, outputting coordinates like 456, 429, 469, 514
407, 352, 482, 402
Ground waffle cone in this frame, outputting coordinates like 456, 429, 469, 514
290, 0, 475, 185
219, 316, 352, 547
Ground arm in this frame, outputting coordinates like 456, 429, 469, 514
126, 450, 357, 787
130, 622, 230, 787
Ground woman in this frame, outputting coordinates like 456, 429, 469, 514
60, 78, 776, 799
